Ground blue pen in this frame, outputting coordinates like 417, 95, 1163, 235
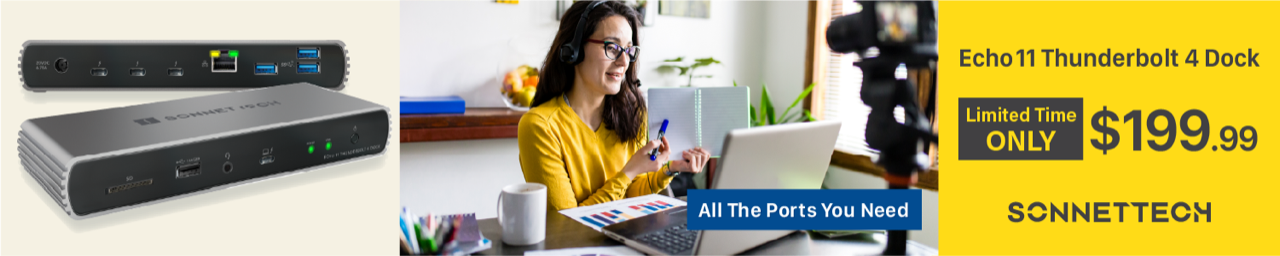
650, 119, 669, 161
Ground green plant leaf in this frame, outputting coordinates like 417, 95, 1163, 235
780, 111, 802, 123
776, 83, 816, 125
690, 57, 721, 69
760, 83, 775, 125
677, 67, 690, 76
783, 109, 816, 123
663, 57, 685, 62
750, 105, 759, 127
694, 57, 721, 66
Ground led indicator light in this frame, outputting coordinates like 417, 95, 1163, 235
229, 50, 239, 58
308, 145, 314, 154
210, 50, 220, 57
325, 142, 332, 151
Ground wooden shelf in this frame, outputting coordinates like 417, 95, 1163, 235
400, 108, 526, 142
830, 151, 939, 191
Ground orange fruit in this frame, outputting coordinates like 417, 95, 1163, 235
523, 76, 539, 89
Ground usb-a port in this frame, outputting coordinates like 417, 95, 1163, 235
297, 47, 320, 59
260, 155, 275, 165
175, 162, 201, 178
254, 63, 277, 75
297, 62, 320, 74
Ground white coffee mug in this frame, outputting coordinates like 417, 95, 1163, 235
497, 182, 547, 245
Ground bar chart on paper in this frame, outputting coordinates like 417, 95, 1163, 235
559, 194, 687, 231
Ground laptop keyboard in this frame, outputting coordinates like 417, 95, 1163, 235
635, 223, 699, 254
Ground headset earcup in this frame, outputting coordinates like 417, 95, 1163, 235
561, 1, 603, 65
559, 44, 575, 63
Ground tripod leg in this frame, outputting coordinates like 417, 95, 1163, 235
882, 184, 909, 255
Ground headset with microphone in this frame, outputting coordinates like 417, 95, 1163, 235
556, 1, 642, 88
559, 1, 608, 64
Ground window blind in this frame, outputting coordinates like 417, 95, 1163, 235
821, 0, 906, 160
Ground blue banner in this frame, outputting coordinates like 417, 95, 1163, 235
686, 189, 922, 230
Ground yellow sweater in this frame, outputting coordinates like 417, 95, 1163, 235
518, 95, 674, 211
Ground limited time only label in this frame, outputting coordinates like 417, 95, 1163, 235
958, 98, 1084, 160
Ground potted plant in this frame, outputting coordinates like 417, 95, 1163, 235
736, 81, 818, 127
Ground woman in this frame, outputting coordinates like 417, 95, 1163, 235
518, 0, 711, 211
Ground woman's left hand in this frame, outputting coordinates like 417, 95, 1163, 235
669, 147, 711, 174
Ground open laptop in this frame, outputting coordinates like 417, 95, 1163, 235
602, 120, 842, 255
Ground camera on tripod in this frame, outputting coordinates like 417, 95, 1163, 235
827, 1, 938, 180
826, 3, 939, 254
824, 2, 936, 253
827, 1, 937, 59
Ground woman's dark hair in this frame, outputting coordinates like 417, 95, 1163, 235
533, 0, 645, 143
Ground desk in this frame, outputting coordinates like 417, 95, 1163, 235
475, 208, 936, 255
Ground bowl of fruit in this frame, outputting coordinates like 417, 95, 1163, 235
501, 64, 540, 111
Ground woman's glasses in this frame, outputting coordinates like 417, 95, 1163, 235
586, 39, 639, 63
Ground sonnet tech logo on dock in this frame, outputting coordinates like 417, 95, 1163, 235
132, 100, 284, 126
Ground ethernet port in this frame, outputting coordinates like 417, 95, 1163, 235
210, 49, 238, 73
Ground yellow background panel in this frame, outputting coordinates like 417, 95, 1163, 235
939, 1, 1279, 254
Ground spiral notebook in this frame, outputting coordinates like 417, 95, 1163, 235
647, 86, 750, 160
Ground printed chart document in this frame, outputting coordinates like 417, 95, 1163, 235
559, 194, 687, 231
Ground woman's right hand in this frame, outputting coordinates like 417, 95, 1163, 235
621, 137, 671, 179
